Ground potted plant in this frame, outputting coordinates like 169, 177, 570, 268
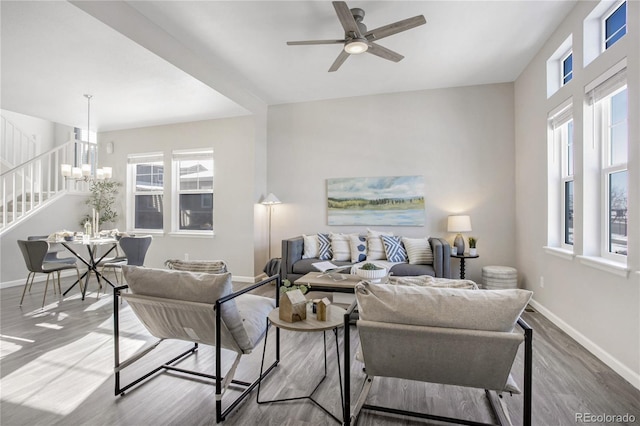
468, 237, 478, 256
80, 180, 121, 230
356, 262, 387, 282
280, 279, 310, 295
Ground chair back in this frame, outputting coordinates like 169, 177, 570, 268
119, 236, 152, 266
357, 320, 523, 391
17, 240, 48, 273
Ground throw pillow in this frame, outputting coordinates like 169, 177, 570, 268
366, 229, 392, 260
402, 237, 433, 265
302, 234, 319, 259
330, 232, 351, 262
349, 234, 368, 263
317, 233, 332, 260
381, 235, 408, 263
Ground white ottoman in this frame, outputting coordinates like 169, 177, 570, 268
482, 265, 518, 290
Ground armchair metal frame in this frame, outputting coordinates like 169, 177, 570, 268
113, 275, 281, 423
342, 301, 533, 426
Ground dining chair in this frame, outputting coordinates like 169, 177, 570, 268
101, 236, 153, 285
27, 235, 77, 265
17, 239, 82, 308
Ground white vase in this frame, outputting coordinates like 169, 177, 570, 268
469, 248, 477, 256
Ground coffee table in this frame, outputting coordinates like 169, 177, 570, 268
257, 304, 346, 423
294, 272, 362, 293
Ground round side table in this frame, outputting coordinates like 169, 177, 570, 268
257, 304, 346, 423
450, 253, 479, 279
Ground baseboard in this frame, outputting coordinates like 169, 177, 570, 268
2, 271, 268, 289
1, 269, 86, 290
529, 299, 640, 390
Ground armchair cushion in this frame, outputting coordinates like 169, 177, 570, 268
356, 283, 532, 332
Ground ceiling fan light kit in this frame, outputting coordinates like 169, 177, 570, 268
287, 1, 426, 72
344, 39, 368, 54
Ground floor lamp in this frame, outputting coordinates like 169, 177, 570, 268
261, 193, 281, 259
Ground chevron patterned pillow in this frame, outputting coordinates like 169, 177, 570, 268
381, 235, 408, 263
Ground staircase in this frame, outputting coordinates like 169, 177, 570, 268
0, 140, 96, 235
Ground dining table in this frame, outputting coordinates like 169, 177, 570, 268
60, 237, 119, 300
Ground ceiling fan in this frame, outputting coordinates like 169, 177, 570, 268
287, 1, 426, 72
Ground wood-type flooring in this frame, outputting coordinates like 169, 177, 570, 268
1, 276, 638, 425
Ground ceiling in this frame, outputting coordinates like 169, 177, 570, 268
1, 1, 577, 132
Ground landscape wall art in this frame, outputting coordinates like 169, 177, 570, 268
327, 175, 425, 226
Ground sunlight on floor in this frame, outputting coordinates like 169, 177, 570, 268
0, 328, 145, 415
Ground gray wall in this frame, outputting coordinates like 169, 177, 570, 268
267, 83, 516, 284
514, 1, 639, 386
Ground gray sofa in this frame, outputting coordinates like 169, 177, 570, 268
281, 236, 451, 283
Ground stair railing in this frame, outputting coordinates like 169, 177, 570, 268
0, 140, 96, 233
1, 115, 37, 168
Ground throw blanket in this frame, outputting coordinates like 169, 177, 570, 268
389, 275, 478, 290
164, 259, 228, 274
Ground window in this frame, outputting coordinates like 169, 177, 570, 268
548, 102, 574, 250
172, 149, 214, 233
127, 153, 164, 231
586, 66, 628, 261
562, 120, 574, 246
601, 87, 628, 257
546, 35, 572, 97
562, 52, 573, 85
603, 1, 626, 49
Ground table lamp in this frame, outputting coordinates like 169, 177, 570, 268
447, 215, 472, 255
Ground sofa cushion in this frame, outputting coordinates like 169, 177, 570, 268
402, 237, 433, 265
389, 263, 435, 277
381, 235, 408, 262
122, 266, 249, 351
318, 233, 332, 260
366, 229, 392, 260
302, 234, 319, 259
349, 235, 368, 263
355, 283, 532, 332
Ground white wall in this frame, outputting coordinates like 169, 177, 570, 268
267, 84, 516, 283
514, 1, 639, 387
1, 109, 73, 154
0, 193, 89, 285
99, 115, 262, 280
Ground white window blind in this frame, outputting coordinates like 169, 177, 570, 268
586, 68, 627, 105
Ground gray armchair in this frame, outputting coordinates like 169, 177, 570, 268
344, 283, 533, 426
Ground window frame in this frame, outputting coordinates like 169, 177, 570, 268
171, 149, 214, 236
602, 0, 626, 51
561, 51, 573, 86
547, 101, 574, 252
598, 86, 628, 261
560, 119, 574, 249
126, 152, 165, 233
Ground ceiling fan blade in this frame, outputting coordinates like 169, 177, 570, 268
365, 15, 426, 41
287, 40, 345, 46
367, 43, 404, 62
333, 1, 361, 36
329, 50, 350, 72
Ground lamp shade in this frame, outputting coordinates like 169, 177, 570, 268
447, 215, 472, 233
261, 193, 281, 205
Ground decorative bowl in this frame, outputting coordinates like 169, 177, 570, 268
356, 267, 387, 282
63, 235, 74, 241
